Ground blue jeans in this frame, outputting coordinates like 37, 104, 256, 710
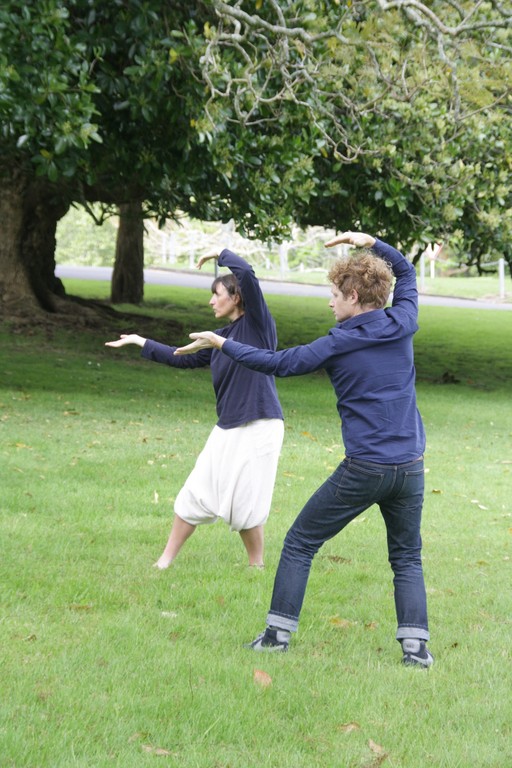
266, 457, 429, 641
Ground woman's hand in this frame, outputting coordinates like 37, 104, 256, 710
325, 231, 376, 249
105, 334, 146, 348
195, 253, 218, 270
174, 331, 226, 355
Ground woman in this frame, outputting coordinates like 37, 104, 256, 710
105, 250, 284, 569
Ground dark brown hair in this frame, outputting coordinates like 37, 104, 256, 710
211, 273, 244, 310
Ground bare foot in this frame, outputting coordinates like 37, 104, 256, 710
153, 555, 173, 570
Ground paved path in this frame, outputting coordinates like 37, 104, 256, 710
55, 265, 512, 311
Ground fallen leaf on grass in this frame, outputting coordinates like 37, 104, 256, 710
326, 555, 352, 564
369, 739, 386, 755
329, 617, 357, 629
301, 431, 317, 441
141, 744, 174, 756
128, 732, 147, 743
367, 738, 389, 765
253, 669, 272, 688
339, 722, 361, 733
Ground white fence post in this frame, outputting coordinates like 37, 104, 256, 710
279, 242, 289, 279
498, 258, 505, 299
419, 253, 426, 292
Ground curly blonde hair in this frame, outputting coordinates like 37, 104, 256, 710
327, 249, 393, 308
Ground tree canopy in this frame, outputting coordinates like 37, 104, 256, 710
0, 0, 511, 317
203, 1, 512, 253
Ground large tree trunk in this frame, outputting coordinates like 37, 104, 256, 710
0, 167, 39, 314
111, 201, 144, 304
21, 182, 70, 311
0, 167, 70, 318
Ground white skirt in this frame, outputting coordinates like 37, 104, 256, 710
174, 419, 284, 531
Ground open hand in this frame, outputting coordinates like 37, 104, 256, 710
325, 232, 376, 249
105, 334, 146, 348
195, 253, 218, 270
174, 331, 225, 355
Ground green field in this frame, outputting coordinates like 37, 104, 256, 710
1, 281, 511, 767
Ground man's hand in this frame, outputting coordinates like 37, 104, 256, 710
105, 334, 146, 348
325, 232, 376, 249
174, 331, 226, 355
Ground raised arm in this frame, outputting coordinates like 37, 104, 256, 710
218, 249, 274, 339
325, 230, 417, 319
325, 231, 376, 249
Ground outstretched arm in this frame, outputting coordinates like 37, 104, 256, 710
105, 334, 147, 348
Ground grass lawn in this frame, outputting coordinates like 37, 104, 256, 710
1, 281, 511, 767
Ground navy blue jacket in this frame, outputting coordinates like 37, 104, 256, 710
221, 240, 425, 463
141, 249, 283, 429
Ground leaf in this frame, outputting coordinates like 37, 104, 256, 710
368, 738, 387, 756
339, 722, 361, 733
364, 621, 378, 631
253, 669, 272, 688
329, 617, 357, 629
128, 732, 147, 743
141, 744, 173, 756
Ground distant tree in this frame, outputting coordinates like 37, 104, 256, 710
111, 203, 144, 305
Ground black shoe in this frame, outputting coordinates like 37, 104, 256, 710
245, 627, 290, 652
401, 639, 434, 668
